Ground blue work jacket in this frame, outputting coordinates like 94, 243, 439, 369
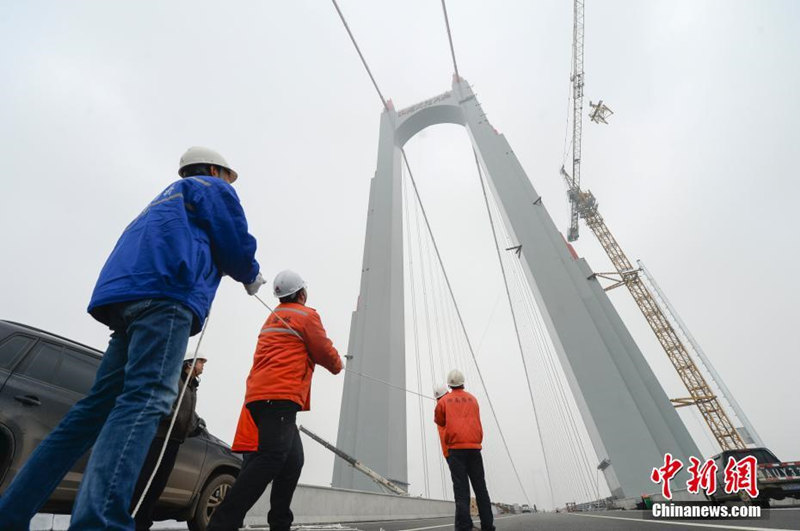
88, 175, 260, 334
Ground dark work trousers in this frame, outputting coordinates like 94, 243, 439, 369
207, 400, 304, 531
446, 449, 495, 531
131, 437, 182, 530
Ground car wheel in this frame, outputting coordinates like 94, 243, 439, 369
188, 473, 235, 531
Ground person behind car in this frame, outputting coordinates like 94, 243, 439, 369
0, 147, 267, 531
435, 369, 495, 531
131, 351, 208, 530
207, 270, 342, 531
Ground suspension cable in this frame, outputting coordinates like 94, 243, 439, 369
403, 171, 431, 496
512, 260, 598, 500
510, 260, 593, 503
412, 172, 452, 499
330, 0, 389, 110
401, 148, 530, 505
472, 148, 555, 507
440, 0, 460, 79
329, 1, 531, 504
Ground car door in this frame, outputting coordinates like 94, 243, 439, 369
156, 433, 208, 511
0, 333, 38, 489
0, 341, 99, 506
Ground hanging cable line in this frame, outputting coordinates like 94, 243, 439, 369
506, 255, 595, 502
401, 149, 530, 505
440, 0, 460, 79
472, 148, 555, 507
403, 170, 431, 497
330, 0, 533, 504
509, 258, 598, 500
330, 0, 389, 110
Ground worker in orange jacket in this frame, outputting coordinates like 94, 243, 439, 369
433, 385, 449, 459
435, 369, 495, 531
208, 270, 342, 531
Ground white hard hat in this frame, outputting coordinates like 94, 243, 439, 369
433, 385, 448, 399
273, 270, 306, 299
447, 369, 465, 388
179, 146, 238, 183
184, 351, 208, 363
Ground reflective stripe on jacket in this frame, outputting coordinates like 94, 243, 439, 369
434, 388, 483, 450
88, 175, 260, 335
244, 303, 342, 411
231, 403, 258, 453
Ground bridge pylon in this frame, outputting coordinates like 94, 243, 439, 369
333, 78, 700, 499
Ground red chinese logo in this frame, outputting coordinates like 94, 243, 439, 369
650, 453, 684, 499
686, 457, 718, 495
724, 456, 759, 498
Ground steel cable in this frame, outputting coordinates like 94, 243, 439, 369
440, 0, 460, 79
330, 0, 389, 110
401, 149, 531, 505
403, 170, 431, 497
472, 148, 555, 508
330, 0, 530, 503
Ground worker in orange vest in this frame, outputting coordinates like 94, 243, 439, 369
433, 385, 449, 459
435, 369, 495, 531
208, 270, 342, 531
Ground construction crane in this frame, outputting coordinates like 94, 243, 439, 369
638, 260, 764, 448
566, 0, 585, 242
559, 0, 745, 453
557, 169, 746, 451
298, 425, 408, 496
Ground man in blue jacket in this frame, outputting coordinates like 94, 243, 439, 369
0, 147, 266, 530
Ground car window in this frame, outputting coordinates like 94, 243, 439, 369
17, 341, 62, 382
0, 335, 35, 370
57, 350, 99, 395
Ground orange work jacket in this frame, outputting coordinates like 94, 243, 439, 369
434, 388, 483, 450
437, 425, 449, 458
245, 302, 342, 411
435, 396, 449, 457
231, 403, 258, 453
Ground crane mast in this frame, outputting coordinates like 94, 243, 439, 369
560, 0, 745, 452
567, 0, 585, 242
558, 170, 746, 451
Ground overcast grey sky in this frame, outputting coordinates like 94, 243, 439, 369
2, 0, 798, 509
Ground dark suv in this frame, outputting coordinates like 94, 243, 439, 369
0, 320, 241, 530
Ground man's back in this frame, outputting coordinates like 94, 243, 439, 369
435, 388, 483, 450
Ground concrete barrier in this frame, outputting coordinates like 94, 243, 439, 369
244, 483, 454, 525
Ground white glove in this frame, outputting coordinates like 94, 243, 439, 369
244, 273, 266, 296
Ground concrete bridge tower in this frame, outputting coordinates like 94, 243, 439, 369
333, 77, 699, 498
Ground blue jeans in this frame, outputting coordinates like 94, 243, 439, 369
0, 298, 193, 530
